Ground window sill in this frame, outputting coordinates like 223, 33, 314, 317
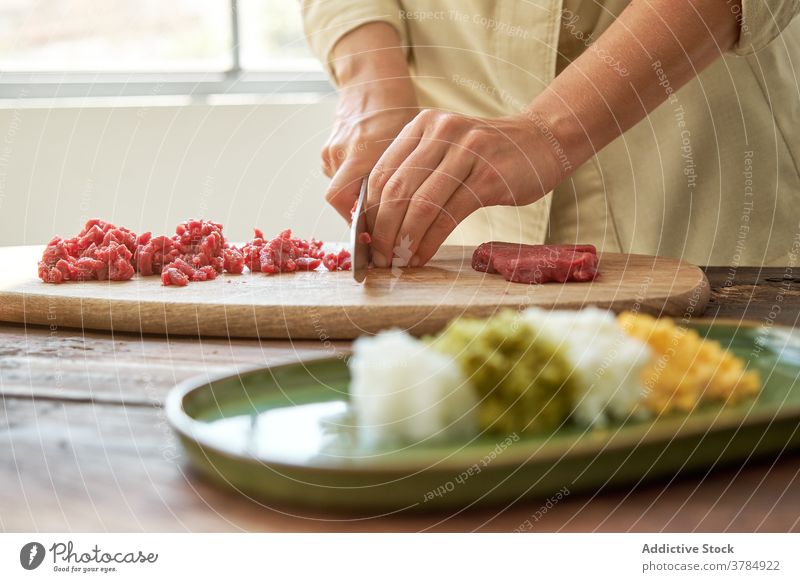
0, 71, 333, 101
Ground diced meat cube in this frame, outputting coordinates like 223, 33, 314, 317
135, 235, 180, 276
323, 248, 352, 271
223, 246, 245, 274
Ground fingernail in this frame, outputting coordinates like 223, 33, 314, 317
409, 255, 421, 267
372, 251, 388, 268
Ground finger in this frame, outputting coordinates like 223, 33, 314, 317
330, 143, 349, 170
365, 117, 424, 242
394, 148, 474, 262
369, 139, 448, 266
325, 159, 366, 221
411, 184, 481, 266
321, 148, 334, 178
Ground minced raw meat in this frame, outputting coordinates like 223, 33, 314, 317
472, 241, 599, 284
160, 219, 225, 286
323, 248, 352, 271
223, 245, 245, 274
238, 228, 333, 274
77, 218, 138, 256
138, 219, 229, 286
135, 234, 180, 276
40, 218, 351, 285
160, 257, 219, 287
38, 219, 137, 283
238, 228, 266, 272
173, 219, 225, 272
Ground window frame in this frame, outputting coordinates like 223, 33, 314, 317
0, 0, 332, 99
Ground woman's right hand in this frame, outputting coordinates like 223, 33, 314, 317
322, 80, 418, 220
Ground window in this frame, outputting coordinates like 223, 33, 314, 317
239, 0, 319, 72
0, 0, 329, 98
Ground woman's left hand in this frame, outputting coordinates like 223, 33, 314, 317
365, 108, 567, 267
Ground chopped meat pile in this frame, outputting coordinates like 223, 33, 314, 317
160, 257, 218, 287
39, 218, 351, 286
239, 228, 324, 273
472, 242, 599, 284
323, 248, 352, 271
134, 220, 244, 286
135, 234, 179, 276
155, 219, 226, 286
238, 228, 351, 274
38, 219, 137, 283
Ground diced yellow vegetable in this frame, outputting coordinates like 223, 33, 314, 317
618, 312, 761, 415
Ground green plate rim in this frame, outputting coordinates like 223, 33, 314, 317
165, 318, 800, 474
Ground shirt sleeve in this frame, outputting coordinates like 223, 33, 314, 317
300, 0, 410, 84
733, 0, 800, 55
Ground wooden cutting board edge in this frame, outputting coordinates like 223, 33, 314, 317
0, 260, 711, 340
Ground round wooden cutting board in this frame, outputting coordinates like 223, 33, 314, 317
0, 245, 709, 339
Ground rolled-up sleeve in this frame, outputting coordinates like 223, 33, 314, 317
733, 0, 800, 55
301, 0, 410, 84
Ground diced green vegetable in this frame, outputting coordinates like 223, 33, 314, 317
429, 310, 577, 434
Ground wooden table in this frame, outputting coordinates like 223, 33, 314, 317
1, 267, 798, 532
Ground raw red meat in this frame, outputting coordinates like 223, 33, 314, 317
239, 228, 331, 274
38, 219, 137, 283
89, 243, 136, 281
358, 232, 372, 245
238, 229, 266, 272
160, 257, 219, 287
173, 219, 225, 272
40, 218, 350, 286
138, 219, 231, 286
135, 234, 180, 276
76, 219, 138, 256
472, 241, 599, 284
38, 237, 78, 283
222, 246, 245, 274
323, 248, 352, 271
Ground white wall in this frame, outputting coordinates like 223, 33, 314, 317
0, 97, 344, 246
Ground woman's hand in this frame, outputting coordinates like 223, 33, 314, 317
366, 109, 567, 267
323, 22, 417, 220
322, 80, 417, 220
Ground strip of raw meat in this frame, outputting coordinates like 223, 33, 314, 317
472, 242, 596, 273
472, 241, 599, 284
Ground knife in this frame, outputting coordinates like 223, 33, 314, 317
351, 177, 370, 283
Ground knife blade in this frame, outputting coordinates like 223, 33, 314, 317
351, 177, 370, 283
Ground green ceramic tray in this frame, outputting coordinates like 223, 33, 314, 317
166, 321, 800, 512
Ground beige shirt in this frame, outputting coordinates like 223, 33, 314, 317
302, 0, 800, 266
